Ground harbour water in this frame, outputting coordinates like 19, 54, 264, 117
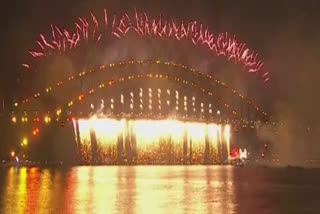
0, 165, 319, 214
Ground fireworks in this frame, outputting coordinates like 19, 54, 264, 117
76, 116, 231, 164
10, 8, 275, 167
23, 9, 269, 82
11, 59, 270, 147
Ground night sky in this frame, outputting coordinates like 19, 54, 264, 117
1, 0, 320, 159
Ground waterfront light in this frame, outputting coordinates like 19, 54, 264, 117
11, 116, 17, 123
44, 115, 51, 124
21, 137, 28, 147
56, 109, 62, 116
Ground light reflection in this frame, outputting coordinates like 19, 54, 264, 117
2, 167, 28, 214
115, 166, 136, 214
215, 166, 236, 213
135, 168, 162, 213
92, 166, 117, 213
63, 168, 76, 213
51, 170, 64, 213
25, 167, 40, 213
3, 167, 17, 213
0, 166, 237, 214
74, 167, 91, 214
37, 169, 53, 214
17, 168, 27, 214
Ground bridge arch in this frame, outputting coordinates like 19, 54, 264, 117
14, 59, 269, 122
9, 9, 272, 165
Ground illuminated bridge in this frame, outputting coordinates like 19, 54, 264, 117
9, 9, 270, 164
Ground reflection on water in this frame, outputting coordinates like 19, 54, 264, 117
0, 166, 320, 214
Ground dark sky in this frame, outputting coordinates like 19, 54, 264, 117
1, 0, 320, 123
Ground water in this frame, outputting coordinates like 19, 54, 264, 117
0, 166, 319, 214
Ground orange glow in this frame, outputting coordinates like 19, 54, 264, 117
78, 94, 84, 101
76, 116, 231, 164
33, 117, 40, 122
32, 128, 40, 136
108, 80, 114, 86
17, 168, 27, 213
44, 115, 51, 124
36, 169, 53, 213
21, 137, 28, 146
10, 151, 15, 157
21, 117, 28, 123
134, 119, 185, 148
56, 109, 62, 116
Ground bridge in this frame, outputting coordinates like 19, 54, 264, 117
8, 9, 271, 164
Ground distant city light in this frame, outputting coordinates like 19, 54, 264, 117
21, 117, 28, 123
32, 128, 40, 136
11, 116, 17, 123
56, 109, 62, 116
21, 137, 28, 146
44, 115, 51, 124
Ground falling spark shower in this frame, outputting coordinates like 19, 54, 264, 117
73, 116, 231, 164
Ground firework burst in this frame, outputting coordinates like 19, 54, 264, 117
22, 9, 269, 82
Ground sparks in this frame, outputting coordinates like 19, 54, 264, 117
24, 9, 268, 82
